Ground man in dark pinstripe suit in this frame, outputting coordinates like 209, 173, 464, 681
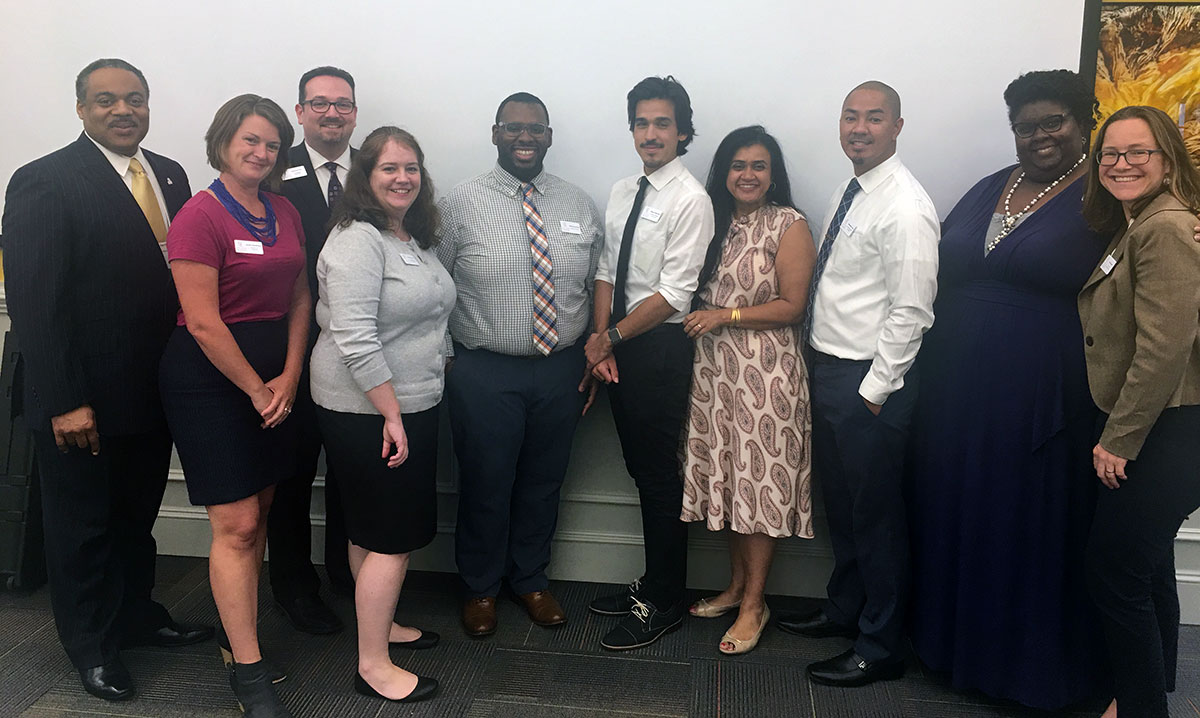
1, 58, 212, 702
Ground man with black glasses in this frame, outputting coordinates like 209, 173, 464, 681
269, 65, 361, 635
437, 92, 603, 637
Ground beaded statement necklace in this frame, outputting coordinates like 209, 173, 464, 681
209, 178, 278, 246
987, 153, 1087, 253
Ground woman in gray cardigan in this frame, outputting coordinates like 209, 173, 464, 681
309, 127, 454, 705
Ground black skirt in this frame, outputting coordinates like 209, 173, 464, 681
160, 321, 298, 506
316, 405, 438, 555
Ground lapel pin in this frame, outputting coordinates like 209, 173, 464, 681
166, 177, 174, 185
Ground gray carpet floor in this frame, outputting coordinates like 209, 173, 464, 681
2, 556, 1198, 717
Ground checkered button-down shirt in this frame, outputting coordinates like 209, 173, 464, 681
436, 165, 604, 356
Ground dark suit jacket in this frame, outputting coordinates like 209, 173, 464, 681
1078, 192, 1200, 459
1, 133, 192, 434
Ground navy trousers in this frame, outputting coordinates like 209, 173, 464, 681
448, 342, 587, 598
809, 351, 916, 663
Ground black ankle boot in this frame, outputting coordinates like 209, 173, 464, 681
230, 661, 292, 717
217, 627, 287, 683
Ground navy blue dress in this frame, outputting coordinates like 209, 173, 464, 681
909, 167, 1108, 709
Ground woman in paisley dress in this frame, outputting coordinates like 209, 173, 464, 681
680, 125, 816, 655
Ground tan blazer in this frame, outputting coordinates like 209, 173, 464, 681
1077, 192, 1200, 459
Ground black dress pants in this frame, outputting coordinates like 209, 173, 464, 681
608, 324, 693, 609
32, 425, 173, 670
1086, 405, 1200, 718
809, 352, 915, 663
267, 373, 351, 600
449, 342, 587, 597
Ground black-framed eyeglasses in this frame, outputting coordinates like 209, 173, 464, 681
1011, 113, 1066, 138
302, 98, 356, 114
1096, 148, 1163, 166
496, 122, 549, 137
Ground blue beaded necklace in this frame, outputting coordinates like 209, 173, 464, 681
209, 178, 278, 246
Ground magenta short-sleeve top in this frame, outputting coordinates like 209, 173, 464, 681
167, 191, 306, 326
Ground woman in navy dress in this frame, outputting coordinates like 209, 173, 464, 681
908, 70, 1108, 710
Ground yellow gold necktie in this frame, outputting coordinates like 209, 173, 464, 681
129, 157, 168, 243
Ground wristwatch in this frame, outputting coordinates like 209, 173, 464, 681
607, 326, 623, 347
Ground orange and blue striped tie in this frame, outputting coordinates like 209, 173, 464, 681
523, 183, 558, 355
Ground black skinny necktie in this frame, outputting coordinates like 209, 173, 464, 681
611, 176, 651, 323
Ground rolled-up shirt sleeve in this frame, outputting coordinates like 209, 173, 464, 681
859, 205, 940, 405
319, 225, 393, 392
657, 190, 716, 312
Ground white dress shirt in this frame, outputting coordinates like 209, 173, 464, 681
596, 156, 714, 322
305, 142, 351, 204
810, 154, 940, 405
85, 132, 171, 261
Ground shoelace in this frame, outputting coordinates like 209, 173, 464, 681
628, 577, 642, 595
631, 598, 651, 623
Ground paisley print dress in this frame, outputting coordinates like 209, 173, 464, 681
680, 204, 813, 538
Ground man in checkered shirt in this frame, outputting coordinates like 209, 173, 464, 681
436, 92, 604, 639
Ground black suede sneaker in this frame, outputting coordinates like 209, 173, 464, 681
599, 598, 684, 650
588, 577, 645, 616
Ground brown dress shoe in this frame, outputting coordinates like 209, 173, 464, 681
519, 590, 567, 627
462, 597, 497, 636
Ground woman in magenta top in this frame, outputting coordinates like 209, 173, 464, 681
159, 94, 309, 718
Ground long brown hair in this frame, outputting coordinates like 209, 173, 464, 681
329, 126, 440, 249
1082, 105, 1200, 234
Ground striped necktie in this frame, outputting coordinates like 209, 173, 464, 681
523, 182, 558, 355
802, 177, 862, 342
128, 157, 167, 244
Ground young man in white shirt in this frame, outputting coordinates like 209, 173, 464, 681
584, 75, 715, 651
777, 81, 939, 686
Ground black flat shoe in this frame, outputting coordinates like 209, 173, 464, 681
216, 626, 286, 683
389, 629, 440, 650
806, 648, 905, 687
777, 609, 857, 639
353, 673, 439, 703
276, 594, 343, 635
79, 661, 135, 701
123, 619, 215, 648
230, 660, 293, 717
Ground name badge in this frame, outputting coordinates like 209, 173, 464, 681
234, 239, 264, 255
560, 220, 582, 235
842, 221, 857, 237
1100, 254, 1117, 275
400, 253, 421, 266
641, 206, 662, 222
282, 166, 308, 181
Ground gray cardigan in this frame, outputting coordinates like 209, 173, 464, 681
310, 221, 456, 415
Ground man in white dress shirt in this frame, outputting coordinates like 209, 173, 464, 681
583, 75, 715, 651
776, 81, 939, 687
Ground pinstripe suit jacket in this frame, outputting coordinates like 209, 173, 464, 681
1, 133, 192, 434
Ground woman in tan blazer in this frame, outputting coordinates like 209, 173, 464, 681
1080, 105, 1200, 718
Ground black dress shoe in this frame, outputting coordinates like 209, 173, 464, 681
353, 673, 439, 703
276, 594, 343, 635
600, 598, 684, 650
588, 577, 644, 616
806, 648, 905, 687
124, 619, 215, 648
79, 661, 136, 701
390, 629, 440, 650
777, 609, 857, 639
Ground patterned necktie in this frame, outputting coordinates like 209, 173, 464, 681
128, 157, 167, 243
802, 177, 862, 342
523, 183, 558, 355
324, 161, 343, 207
611, 176, 651, 324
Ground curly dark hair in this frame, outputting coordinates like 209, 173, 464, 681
329, 126, 439, 249
1003, 69, 1099, 135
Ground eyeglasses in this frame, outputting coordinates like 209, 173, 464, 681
1096, 149, 1162, 166
496, 122, 549, 137
1011, 113, 1067, 138
302, 98, 356, 114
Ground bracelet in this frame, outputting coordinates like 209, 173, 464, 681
730, 308, 741, 325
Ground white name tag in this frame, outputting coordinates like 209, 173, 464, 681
1100, 254, 1117, 275
842, 221, 857, 236
234, 239, 264, 255
400, 253, 421, 266
560, 220, 582, 235
641, 206, 662, 222
282, 166, 308, 181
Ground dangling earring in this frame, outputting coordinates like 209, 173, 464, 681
768, 182, 777, 192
